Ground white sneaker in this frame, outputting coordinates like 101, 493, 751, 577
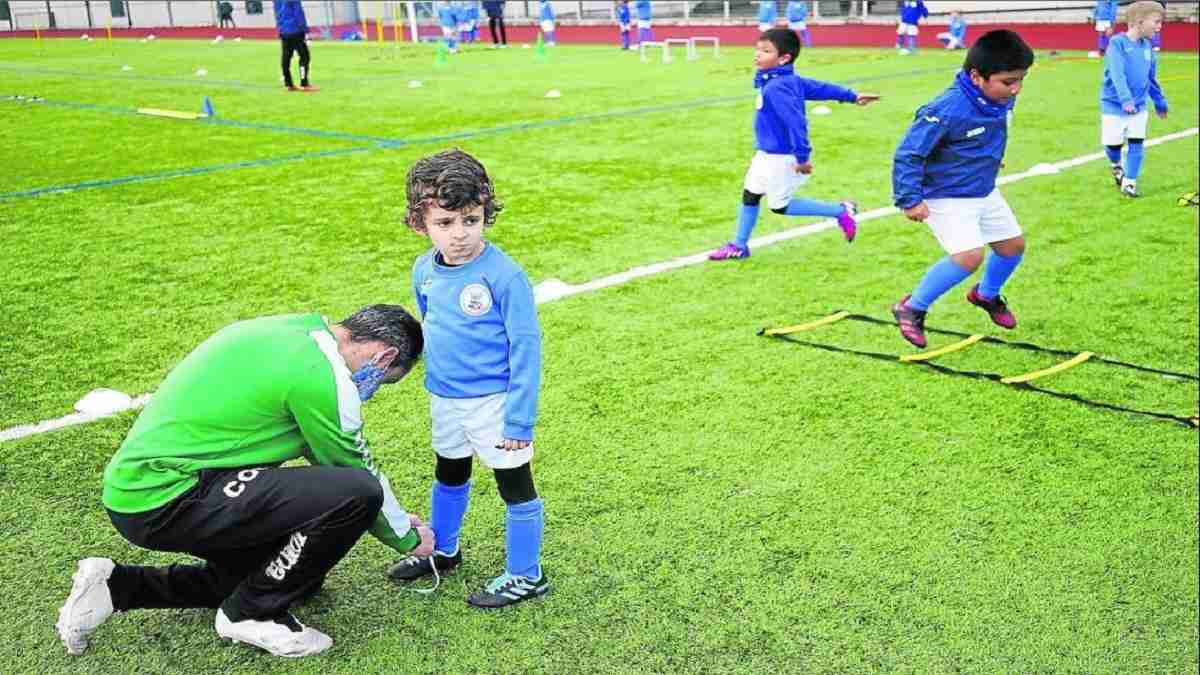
215, 608, 332, 658
56, 557, 116, 655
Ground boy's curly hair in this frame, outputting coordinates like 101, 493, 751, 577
404, 149, 504, 232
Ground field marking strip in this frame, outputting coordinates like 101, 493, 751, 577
1, 126, 1196, 443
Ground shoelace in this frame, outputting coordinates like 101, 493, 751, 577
402, 553, 444, 595
485, 572, 518, 594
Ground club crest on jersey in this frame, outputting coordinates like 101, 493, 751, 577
755, 94, 763, 110
459, 283, 492, 316
966, 126, 985, 138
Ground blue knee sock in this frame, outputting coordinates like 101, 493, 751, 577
733, 204, 760, 248
909, 256, 973, 311
782, 198, 845, 218
978, 252, 1023, 300
896, 33, 904, 48
801, 28, 811, 46
505, 498, 544, 579
907, 35, 917, 51
430, 480, 471, 555
545, 30, 555, 44
1104, 144, 1123, 164
1124, 140, 1144, 180
1098, 34, 1109, 52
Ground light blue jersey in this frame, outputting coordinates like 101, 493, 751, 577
412, 243, 542, 440
1101, 33, 1168, 115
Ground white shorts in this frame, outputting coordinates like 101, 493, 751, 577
789, 21, 807, 30
1101, 110, 1149, 145
540, 19, 555, 33
897, 22, 919, 36
637, 19, 651, 30
759, 22, 774, 33
442, 26, 455, 38
431, 392, 533, 470
743, 151, 810, 210
925, 189, 1022, 255
937, 32, 963, 48
1095, 20, 1112, 32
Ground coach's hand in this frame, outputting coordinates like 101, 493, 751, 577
795, 162, 813, 175
904, 202, 930, 222
496, 438, 531, 451
855, 93, 880, 106
410, 525, 435, 558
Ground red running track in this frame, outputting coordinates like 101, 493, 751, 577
3, 21, 1196, 52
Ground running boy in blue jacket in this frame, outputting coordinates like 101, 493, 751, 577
709, 28, 878, 261
890, 30, 1035, 348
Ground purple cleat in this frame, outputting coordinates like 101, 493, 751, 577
837, 201, 857, 243
966, 284, 1017, 329
707, 242, 750, 261
891, 295, 928, 348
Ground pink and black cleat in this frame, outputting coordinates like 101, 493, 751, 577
891, 295, 928, 348
837, 201, 858, 243
966, 284, 1016, 329
707, 242, 751, 261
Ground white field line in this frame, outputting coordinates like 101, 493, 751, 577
2, 127, 1196, 444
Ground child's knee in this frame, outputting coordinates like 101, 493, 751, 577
953, 248, 985, 271
993, 237, 1026, 257
435, 455, 473, 486
494, 463, 537, 505
742, 190, 763, 207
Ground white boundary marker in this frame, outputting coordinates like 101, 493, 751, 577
2, 127, 1196, 444
689, 36, 720, 61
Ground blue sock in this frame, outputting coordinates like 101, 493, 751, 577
1124, 140, 1144, 180
430, 480, 471, 555
1104, 144, 1122, 164
801, 29, 811, 46
909, 256, 973, 311
1098, 34, 1109, 52
505, 498, 544, 579
733, 204, 760, 248
546, 31, 556, 43
907, 35, 917, 51
896, 34, 904, 48
782, 198, 845, 218
978, 252, 1023, 300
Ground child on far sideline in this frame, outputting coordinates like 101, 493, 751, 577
708, 28, 879, 261
937, 11, 967, 50
617, 0, 632, 50
1101, 0, 1169, 199
635, 0, 653, 44
757, 0, 777, 34
389, 150, 549, 609
539, 0, 557, 46
890, 30, 1035, 349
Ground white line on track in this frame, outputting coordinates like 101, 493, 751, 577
2, 127, 1196, 444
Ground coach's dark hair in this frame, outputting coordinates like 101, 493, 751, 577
963, 29, 1034, 79
338, 304, 424, 369
759, 28, 801, 65
404, 149, 504, 232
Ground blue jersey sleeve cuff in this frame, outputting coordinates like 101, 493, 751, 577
503, 421, 534, 441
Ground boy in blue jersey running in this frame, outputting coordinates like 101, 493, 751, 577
390, 150, 548, 609
890, 30, 1034, 349
787, 1, 812, 48
708, 28, 879, 261
1100, 0, 1169, 199
896, 0, 928, 54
